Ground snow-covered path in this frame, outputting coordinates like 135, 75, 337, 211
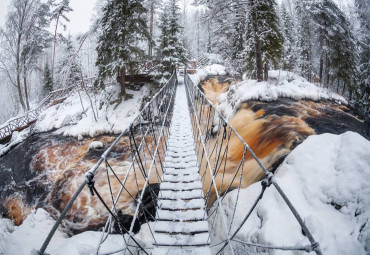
153, 77, 211, 255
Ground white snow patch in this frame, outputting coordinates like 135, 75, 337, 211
0, 129, 31, 157
88, 141, 104, 150
211, 131, 370, 254
0, 208, 153, 254
204, 64, 226, 76
189, 69, 347, 120
34, 83, 150, 138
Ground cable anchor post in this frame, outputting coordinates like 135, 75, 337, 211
85, 172, 95, 196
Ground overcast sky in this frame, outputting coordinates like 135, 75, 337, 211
0, 0, 98, 35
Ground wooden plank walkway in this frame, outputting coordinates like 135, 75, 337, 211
152, 78, 211, 255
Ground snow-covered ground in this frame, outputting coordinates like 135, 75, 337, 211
190, 68, 347, 120
35, 84, 150, 138
1, 131, 368, 254
211, 131, 370, 254
0, 208, 153, 254
0, 83, 150, 156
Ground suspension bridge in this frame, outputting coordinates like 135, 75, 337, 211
24, 69, 324, 255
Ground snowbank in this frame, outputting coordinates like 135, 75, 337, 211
0, 208, 153, 254
212, 131, 370, 254
0, 129, 30, 157
34, 84, 150, 138
189, 69, 347, 120
88, 141, 104, 150
189, 64, 227, 85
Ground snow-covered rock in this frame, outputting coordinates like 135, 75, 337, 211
0, 129, 31, 157
189, 69, 347, 120
34, 83, 150, 138
189, 64, 227, 86
88, 141, 104, 150
212, 131, 370, 254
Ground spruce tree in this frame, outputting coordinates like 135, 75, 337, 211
280, 1, 295, 71
56, 35, 82, 87
354, 0, 370, 106
155, 0, 187, 86
310, 0, 357, 93
295, 0, 314, 82
231, 4, 247, 73
95, 0, 151, 98
244, 0, 283, 81
43, 63, 53, 97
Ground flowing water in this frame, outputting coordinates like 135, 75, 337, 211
0, 76, 368, 236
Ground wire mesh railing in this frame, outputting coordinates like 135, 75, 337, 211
184, 72, 322, 255
35, 71, 177, 255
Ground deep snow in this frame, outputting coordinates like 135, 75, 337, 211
0, 83, 150, 156
211, 131, 370, 254
190, 68, 347, 120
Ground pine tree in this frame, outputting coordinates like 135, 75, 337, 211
95, 0, 151, 98
56, 35, 82, 87
43, 63, 53, 97
244, 0, 283, 81
155, 0, 187, 86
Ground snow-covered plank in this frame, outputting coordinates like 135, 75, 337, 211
161, 173, 200, 182
156, 209, 206, 221
160, 181, 203, 191
158, 190, 204, 200
152, 247, 212, 255
158, 199, 205, 210
155, 221, 209, 234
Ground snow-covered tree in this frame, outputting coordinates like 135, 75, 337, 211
280, 0, 296, 71
243, 0, 283, 81
95, 0, 151, 98
354, 0, 370, 105
154, 0, 187, 86
56, 35, 82, 87
43, 63, 53, 96
231, 2, 247, 73
49, 0, 73, 77
295, 0, 314, 82
0, 0, 51, 111
310, 0, 357, 94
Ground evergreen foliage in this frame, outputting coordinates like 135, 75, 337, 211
280, 1, 295, 71
56, 36, 82, 87
154, 0, 187, 86
310, 0, 357, 91
95, 0, 151, 96
231, 6, 247, 73
243, 0, 284, 81
354, 0, 370, 117
43, 63, 53, 97
295, 1, 314, 82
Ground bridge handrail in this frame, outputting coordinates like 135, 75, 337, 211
184, 72, 322, 255
35, 71, 178, 255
